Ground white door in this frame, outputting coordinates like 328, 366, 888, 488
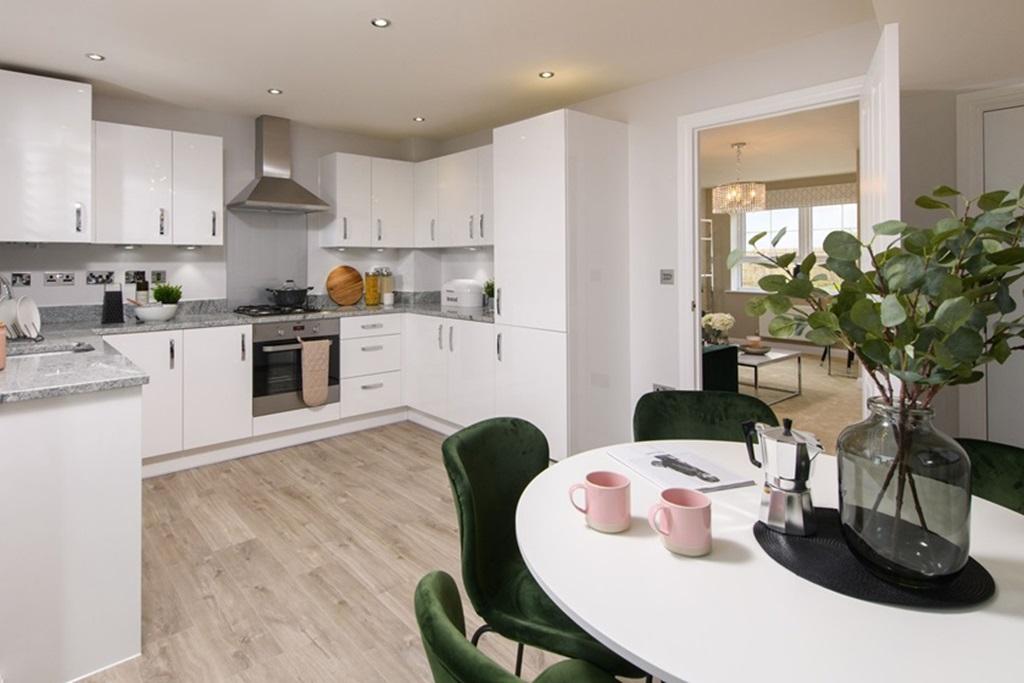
172, 131, 223, 246
983, 104, 1024, 446
495, 325, 568, 460
476, 145, 494, 245
105, 331, 183, 457
447, 319, 496, 427
414, 159, 440, 247
858, 23, 901, 409
372, 158, 414, 247
318, 153, 372, 247
439, 148, 478, 247
493, 110, 568, 332
402, 314, 448, 418
0, 70, 92, 243
93, 122, 173, 245
183, 325, 252, 449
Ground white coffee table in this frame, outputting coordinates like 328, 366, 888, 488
737, 349, 801, 405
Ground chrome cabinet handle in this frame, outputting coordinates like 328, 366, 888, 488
430, 218, 435, 242
159, 208, 166, 236
468, 214, 474, 239
343, 216, 348, 240
496, 287, 502, 316
241, 333, 246, 361
480, 213, 485, 239
211, 210, 217, 237
496, 332, 502, 361
169, 338, 175, 369
437, 323, 443, 350
361, 322, 383, 330
361, 344, 383, 352
361, 382, 384, 390
377, 218, 382, 241
75, 203, 83, 233
449, 325, 454, 352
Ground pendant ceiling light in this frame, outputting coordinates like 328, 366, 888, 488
712, 142, 766, 214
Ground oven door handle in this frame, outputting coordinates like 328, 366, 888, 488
261, 343, 303, 353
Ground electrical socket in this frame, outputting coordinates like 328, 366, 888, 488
151, 270, 167, 284
44, 272, 75, 286
86, 270, 114, 285
124, 270, 146, 285
10, 272, 31, 286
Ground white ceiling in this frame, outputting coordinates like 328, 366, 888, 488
0, 0, 874, 140
698, 102, 859, 187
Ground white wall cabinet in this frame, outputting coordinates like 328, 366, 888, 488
172, 131, 223, 246
371, 158, 414, 247
414, 159, 440, 247
446, 319, 496, 427
477, 145, 494, 246
495, 324, 568, 460
105, 331, 183, 458
438, 146, 493, 247
318, 153, 372, 247
0, 69, 93, 243
182, 325, 252, 450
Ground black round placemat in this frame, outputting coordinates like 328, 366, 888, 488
753, 507, 995, 608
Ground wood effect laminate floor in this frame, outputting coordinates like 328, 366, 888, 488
88, 422, 563, 682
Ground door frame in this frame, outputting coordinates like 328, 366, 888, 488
676, 77, 864, 389
955, 84, 1024, 439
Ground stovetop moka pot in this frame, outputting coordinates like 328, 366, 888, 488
742, 418, 823, 536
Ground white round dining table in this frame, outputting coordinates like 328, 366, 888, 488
515, 440, 1024, 683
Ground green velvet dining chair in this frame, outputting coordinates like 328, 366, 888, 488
633, 390, 778, 442
956, 438, 1024, 515
415, 571, 620, 683
441, 417, 647, 680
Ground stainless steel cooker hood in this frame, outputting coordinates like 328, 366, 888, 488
228, 115, 329, 214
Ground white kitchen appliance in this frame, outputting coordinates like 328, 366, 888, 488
442, 279, 484, 310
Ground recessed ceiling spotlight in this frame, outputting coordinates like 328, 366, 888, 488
370, 17, 391, 28
538, 71, 555, 79
267, 88, 283, 95
413, 116, 425, 122
85, 53, 106, 61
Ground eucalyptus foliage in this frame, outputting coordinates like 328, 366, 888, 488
727, 186, 1024, 410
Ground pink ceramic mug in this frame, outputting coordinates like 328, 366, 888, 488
568, 471, 631, 533
648, 488, 712, 556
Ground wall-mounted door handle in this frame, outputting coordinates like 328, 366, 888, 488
430, 218, 435, 242
211, 210, 217, 237
496, 332, 502, 361
241, 333, 246, 361
468, 214, 474, 240
75, 203, 83, 233
343, 216, 348, 240
159, 208, 166, 236
437, 323, 443, 350
377, 218, 382, 241
169, 338, 175, 369
449, 325, 454, 353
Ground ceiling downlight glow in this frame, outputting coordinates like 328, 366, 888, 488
370, 18, 392, 28
267, 88, 283, 95
538, 71, 555, 79
85, 53, 106, 61
413, 116, 425, 122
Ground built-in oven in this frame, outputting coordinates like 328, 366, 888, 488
252, 318, 340, 416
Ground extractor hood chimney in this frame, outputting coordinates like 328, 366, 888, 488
228, 115, 329, 214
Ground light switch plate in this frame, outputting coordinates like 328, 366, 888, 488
660, 269, 674, 285
44, 272, 75, 286
151, 270, 167, 284
124, 270, 145, 285
10, 272, 31, 287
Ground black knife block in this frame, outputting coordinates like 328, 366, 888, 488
101, 286, 124, 325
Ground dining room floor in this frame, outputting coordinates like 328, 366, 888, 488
86, 421, 564, 682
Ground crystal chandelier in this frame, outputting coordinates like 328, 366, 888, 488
712, 142, 766, 214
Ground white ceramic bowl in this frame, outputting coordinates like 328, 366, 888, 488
134, 304, 179, 322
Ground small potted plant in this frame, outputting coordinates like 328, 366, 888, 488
136, 284, 182, 322
483, 278, 495, 311
729, 185, 1024, 586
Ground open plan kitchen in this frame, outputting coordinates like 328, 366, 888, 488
3, 3, 1024, 683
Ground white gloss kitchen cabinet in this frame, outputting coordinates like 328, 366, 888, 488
414, 158, 440, 247
94, 122, 224, 245
403, 314, 494, 427
105, 330, 184, 458
339, 314, 403, 417
0, 69, 93, 243
438, 145, 493, 247
183, 325, 253, 449
318, 153, 413, 248
493, 109, 629, 459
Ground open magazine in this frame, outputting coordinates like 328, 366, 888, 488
606, 443, 755, 493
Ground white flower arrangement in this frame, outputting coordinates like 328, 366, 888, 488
701, 312, 735, 334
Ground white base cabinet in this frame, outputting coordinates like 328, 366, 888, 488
105, 330, 184, 457
183, 325, 252, 449
403, 314, 448, 418
495, 325, 568, 461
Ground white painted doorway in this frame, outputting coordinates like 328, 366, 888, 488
677, 25, 902, 398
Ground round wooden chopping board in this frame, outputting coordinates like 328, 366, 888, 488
326, 266, 363, 306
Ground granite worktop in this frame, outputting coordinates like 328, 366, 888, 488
0, 299, 492, 404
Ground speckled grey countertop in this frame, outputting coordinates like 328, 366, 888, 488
0, 302, 492, 404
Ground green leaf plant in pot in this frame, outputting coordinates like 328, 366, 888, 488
727, 185, 1024, 586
